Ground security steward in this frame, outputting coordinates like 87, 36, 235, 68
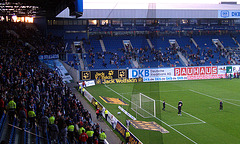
8, 98, 16, 123
86, 128, 94, 144
49, 115, 55, 125
79, 85, 81, 91
125, 130, 130, 144
68, 123, 75, 143
28, 108, 36, 129
95, 101, 98, 109
82, 87, 85, 96
99, 130, 107, 144
104, 109, 108, 121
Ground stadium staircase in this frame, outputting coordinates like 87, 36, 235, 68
78, 53, 85, 70
177, 51, 188, 66
233, 37, 240, 47
100, 39, 106, 52
147, 39, 154, 49
123, 39, 140, 68
169, 39, 189, 66
190, 38, 198, 47
80, 41, 86, 53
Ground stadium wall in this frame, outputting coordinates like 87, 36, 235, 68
60, 60, 80, 82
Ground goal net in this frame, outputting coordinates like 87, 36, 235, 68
131, 93, 156, 118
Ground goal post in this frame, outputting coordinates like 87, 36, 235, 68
131, 93, 156, 118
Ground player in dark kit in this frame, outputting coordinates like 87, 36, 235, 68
178, 100, 183, 107
220, 100, 223, 110
162, 100, 165, 111
178, 103, 182, 116
178, 100, 183, 116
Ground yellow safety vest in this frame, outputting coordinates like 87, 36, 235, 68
99, 132, 106, 140
105, 110, 108, 115
68, 125, 74, 132
49, 116, 55, 124
8, 100, 16, 109
78, 127, 86, 134
126, 132, 130, 138
86, 131, 94, 137
28, 111, 36, 118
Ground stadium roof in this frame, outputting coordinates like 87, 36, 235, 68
56, 1, 240, 19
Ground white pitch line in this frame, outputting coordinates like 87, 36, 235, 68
105, 85, 198, 144
119, 90, 188, 95
189, 89, 240, 107
223, 99, 240, 102
170, 122, 205, 126
157, 100, 206, 124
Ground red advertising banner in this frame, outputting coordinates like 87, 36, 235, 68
187, 74, 226, 80
175, 66, 218, 76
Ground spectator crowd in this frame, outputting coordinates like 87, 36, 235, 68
0, 22, 106, 144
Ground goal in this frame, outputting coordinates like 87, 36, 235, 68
131, 93, 156, 118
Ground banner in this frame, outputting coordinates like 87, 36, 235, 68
187, 74, 226, 80
226, 66, 232, 73
143, 76, 187, 82
218, 10, 240, 18
175, 66, 218, 76
85, 80, 95, 87
91, 98, 103, 111
115, 121, 142, 144
218, 65, 240, 74
129, 68, 174, 78
38, 54, 59, 60
96, 78, 142, 84
80, 69, 128, 80
218, 66, 227, 74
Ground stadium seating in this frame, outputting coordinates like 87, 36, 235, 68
188, 35, 229, 66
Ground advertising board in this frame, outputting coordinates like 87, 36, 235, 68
80, 69, 127, 80
129, 68, 174, 78
115, 121, 142, 144
175, 66, 218, 76
96, 78, 142, 84
143, 76, 187, 82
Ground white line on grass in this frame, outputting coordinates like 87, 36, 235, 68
223, 99, 240, 102
170, 122, 204, 126
119, 90, 188, 95
189, 89, 240, 107
105, 85, 198, 144
156, 100, 206, 124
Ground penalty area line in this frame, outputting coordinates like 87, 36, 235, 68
189, 89, 240, 107
170, 122, 205, 126
105, 85, 198, 144
157, 100, 206, 124
223, 98, 240, 102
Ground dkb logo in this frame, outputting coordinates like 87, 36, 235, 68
221, 10, 229, 17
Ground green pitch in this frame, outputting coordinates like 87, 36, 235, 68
86, 79, 240, 144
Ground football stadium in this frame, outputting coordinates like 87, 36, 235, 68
1, 0, 240, 144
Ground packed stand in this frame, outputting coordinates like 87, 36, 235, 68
0, 22, 106, 144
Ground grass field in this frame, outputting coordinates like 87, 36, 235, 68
86, 79, 240, 144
